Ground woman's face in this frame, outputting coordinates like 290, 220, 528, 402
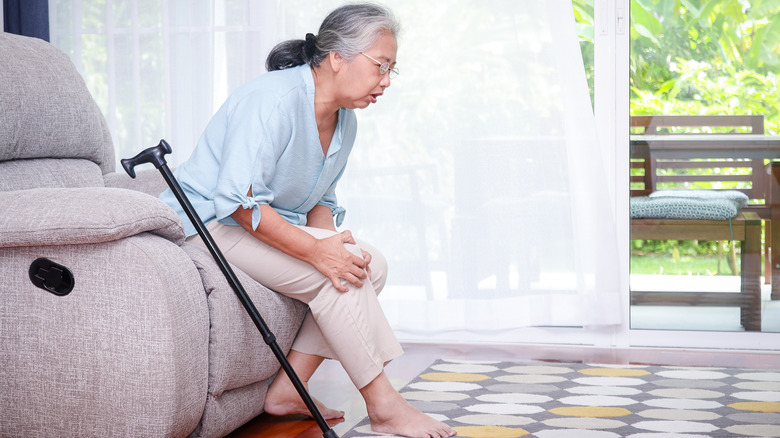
337, 32, 398, 109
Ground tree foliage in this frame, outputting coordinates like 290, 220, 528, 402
631, 0, 780, 132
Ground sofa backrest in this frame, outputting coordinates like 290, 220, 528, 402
0, 32, 114, 190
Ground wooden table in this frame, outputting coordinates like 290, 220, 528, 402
631, 134, 780, 159
629, 134, 780, 331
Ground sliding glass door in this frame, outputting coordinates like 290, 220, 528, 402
628, 0, 780, 334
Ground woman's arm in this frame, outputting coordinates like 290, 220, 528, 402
306, 204, 337, 231
231, 204, 366, 292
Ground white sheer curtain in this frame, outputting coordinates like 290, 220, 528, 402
48, 0, 280, 163
49, 0, 622, 343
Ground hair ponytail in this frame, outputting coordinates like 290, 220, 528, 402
265, 3, 399, 72
265, 39, 306, 72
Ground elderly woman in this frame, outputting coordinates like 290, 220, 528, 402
160, 3, 456, 438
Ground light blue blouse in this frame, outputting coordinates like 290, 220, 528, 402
160, 64, 357, 237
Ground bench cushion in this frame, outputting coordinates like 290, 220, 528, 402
648, 189, 749, 207
631, 195, 741, 220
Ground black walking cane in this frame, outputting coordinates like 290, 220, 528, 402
122, 140, 339, 438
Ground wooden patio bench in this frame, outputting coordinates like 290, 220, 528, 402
629, 114, 767, 331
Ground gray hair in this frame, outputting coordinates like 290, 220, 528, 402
266, 3, 400, 71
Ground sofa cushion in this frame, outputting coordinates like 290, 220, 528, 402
104, 168, 169, 197
0, 33, 114, 174
0, 187, 185, 247
182, 243, 308, 438
0, 158, 104, 191
183, 243, 308, 393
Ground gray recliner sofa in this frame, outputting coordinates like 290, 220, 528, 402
0, 32, 307, 437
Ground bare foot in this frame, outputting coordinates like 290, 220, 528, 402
263, 376, 344, 420
367, 390, 456, 438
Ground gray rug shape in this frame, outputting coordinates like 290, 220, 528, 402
341, 359, 780, 437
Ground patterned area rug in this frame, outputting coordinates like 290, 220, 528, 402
342, 359, 780, 438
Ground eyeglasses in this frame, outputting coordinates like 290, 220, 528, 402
360, 52, 399, 79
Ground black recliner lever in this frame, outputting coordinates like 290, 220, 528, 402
29, 258, 74, 296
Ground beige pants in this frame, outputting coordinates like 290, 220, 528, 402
187, 221, 403, 389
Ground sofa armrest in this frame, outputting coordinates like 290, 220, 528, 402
0, 187, 185, 247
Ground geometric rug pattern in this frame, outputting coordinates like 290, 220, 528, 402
342, 359, 780, 438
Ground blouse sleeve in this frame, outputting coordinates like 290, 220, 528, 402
212, 94, 287, 231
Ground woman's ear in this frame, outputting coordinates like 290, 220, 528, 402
329, 51, 343, 72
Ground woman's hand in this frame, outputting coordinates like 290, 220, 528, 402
361, 248, 373, 280
232, 201, 371, 292
311, 230, 368, 292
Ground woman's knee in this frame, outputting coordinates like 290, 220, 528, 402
360, 241, 388, 294
300, 226, 388, 294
